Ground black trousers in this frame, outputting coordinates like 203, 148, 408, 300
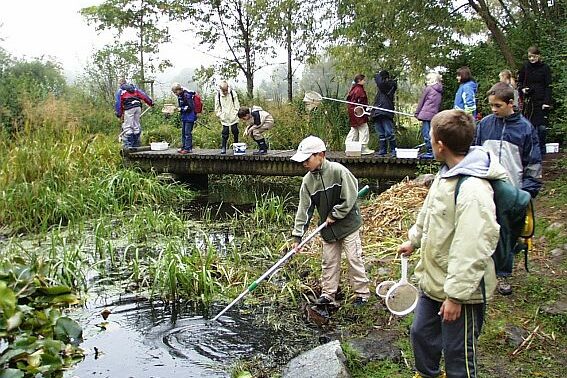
411, 294, 484, 378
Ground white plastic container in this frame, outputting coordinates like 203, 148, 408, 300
233, 142, 247, 155
545, 143, 559, 154
150, 142, 169, 151
396, 148, 419, 159
345, 141, 362, 157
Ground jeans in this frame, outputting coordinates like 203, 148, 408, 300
373, 117, 395, 141
182, 121, 194, 150
421, 120, 432, 154
125, 133, 141, 148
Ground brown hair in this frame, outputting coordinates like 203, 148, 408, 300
353, 74, 366, 84
237, 107, 250, 118
528, 46, 541, 55
456, 66, 472, 83
431, 109, 475, 155
486, 82, 515, 104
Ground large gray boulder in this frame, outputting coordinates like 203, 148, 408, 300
281, 340, 350, 378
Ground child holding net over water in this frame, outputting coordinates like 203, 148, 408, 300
398, 109, 509, 378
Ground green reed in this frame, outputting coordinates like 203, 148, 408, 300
149, 239, 220, 303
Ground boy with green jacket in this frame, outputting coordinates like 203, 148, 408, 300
398, 110, 508, 378
290, 136, 370, 307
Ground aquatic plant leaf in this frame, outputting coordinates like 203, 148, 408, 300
27, 349, 43, 368
236, 372, 253, 378
0, 348, 27, 365
6, 312, 23, 331
0, 282, 17, 316
54, 317, 83, 346
45, 293, 79, 305
37, 286, 72, 296
0, 368, 25, 378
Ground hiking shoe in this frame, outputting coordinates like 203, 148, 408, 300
418, 152, 434, 159
220, 147, 227, 154
353, 297, 368, 308
316, 295, 333, 305
178, 149, 192, 154
413, 371, 446, 378
497, 276, 513, 295
361, 147, 375, 155
253, 149, 268, 155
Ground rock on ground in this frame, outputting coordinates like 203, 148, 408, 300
281, 340, 350, 378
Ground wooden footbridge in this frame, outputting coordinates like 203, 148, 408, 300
122, 147, 421, 186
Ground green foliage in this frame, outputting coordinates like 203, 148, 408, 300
80, 0, 179, 85
0, 96, 195, 233
0, 255, 84, 376
149, 240, 220, 302
331, 0, 469, 79
183, 0, 275, 97
0, 57, 66, 133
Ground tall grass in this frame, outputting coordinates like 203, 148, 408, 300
0, 96, 195, 234
149, 240, 220, 303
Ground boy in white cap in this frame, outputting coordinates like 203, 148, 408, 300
290, 135, 371, 307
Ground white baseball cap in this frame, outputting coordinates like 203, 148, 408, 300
290, 136, 326, 162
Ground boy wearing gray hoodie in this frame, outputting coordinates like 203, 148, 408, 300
399, 109, 508, 378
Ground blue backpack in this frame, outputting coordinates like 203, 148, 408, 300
455, 176, 533, 277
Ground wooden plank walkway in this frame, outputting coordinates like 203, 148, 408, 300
122, 147, 421, 180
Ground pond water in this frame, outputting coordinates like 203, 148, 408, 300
65, 176, 320, 377
66, 286, 305, 378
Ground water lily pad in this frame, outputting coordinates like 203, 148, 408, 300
0, 368, 24, 378
54, 317, 83, 346
0, 282, 16, 316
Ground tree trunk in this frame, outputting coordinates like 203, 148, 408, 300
139, 2, 145, 88
468, 0, 516, 68
286, 10, 293, 102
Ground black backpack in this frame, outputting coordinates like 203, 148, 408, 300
217, 90, 235, 111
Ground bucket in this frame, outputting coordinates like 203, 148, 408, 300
150, 142, 169, 151
396, 148, 419, 159
345, 141, 362, 157
233, 142, 247, 155
545, 143, 559, 154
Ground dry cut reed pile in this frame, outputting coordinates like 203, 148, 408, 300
361, 179, 430, 259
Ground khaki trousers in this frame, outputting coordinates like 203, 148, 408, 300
345, 122, 370, 145
321, 229, 370, 300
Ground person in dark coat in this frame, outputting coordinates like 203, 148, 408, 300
415, 72, 443, 159
517, 46, 552, 155
172, 82, 198, 154
371, 70, 397, 157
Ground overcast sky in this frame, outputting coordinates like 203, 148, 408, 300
0, 1, 222, 89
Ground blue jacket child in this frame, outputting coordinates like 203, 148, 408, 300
172, 83, 198, 153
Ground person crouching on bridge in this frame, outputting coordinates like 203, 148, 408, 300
115, 78, 153, 149
290, 136, 371, 308
172, 83, 198, 154
237, 106, 274, 155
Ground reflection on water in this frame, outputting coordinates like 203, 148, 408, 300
66, 288, 300, 378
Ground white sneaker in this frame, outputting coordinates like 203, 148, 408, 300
361, 147, 375, 155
